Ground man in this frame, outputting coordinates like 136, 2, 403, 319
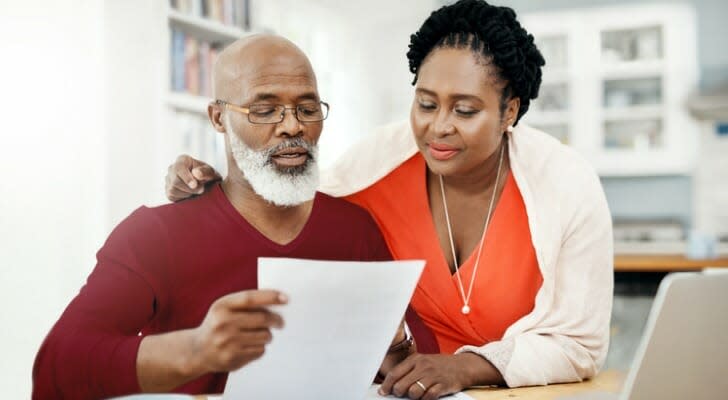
32, 35, 392, 399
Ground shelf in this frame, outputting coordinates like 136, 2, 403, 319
602, 105, 662, 121
614, 254, 728, 272
688, 92, 728, 120
168, 9, 249, 43
600, 60, 664, 79
167, 92, 212, 114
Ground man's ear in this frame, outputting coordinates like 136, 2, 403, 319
208, 103, 226, 133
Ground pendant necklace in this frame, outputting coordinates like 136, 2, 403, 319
438, 142, 504, 315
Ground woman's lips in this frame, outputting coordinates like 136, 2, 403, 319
428, 143, 460, 161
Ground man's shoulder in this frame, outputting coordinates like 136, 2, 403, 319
109, 188, 221, 242
314, 192, 378, 226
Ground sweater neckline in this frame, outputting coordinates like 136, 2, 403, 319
211, 183, 321, 254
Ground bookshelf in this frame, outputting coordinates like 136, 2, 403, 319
521, 4, 699, 176
164, 0, 254, 173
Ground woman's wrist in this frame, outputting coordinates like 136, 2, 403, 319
387, 329, 413, 354
454, 352, 505, 388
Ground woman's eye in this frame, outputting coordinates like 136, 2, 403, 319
455, 108, 478, 116
418, 102, 436, 111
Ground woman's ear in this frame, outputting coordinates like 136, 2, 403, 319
504, 97, 520, 129
208, 102, 227, 133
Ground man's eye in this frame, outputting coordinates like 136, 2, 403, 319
298, 104, 321, 115
250, 106, 277, 116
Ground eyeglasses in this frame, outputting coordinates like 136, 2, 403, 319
215, 99, 330, 124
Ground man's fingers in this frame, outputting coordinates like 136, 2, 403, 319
224, 345, 267, 371
221, 289, 289, 310
236, 328, 274, 345
226, 309, 284, 330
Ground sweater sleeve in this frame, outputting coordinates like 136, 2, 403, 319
32, 207, 170, 400
455, 172, 614, 387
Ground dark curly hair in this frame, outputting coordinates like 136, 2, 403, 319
407, 0, 544, 125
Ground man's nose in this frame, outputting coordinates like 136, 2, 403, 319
276, 108, 304, 137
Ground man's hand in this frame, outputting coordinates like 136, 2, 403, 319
137, 289, 287, 392
378, 353, 503, 400
189, 289, 287, 373
165, 154, 222, 202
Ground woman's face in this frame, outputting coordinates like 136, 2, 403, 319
410, 47, 519, 177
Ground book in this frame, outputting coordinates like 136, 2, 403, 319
171, 29, 186, 92
184, 37, 200, 95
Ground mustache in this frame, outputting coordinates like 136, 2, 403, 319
263, 137, 316, 161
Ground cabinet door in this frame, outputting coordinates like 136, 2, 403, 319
522, 4, 698, 176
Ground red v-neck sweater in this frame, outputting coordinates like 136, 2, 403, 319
32, 184, 392, 400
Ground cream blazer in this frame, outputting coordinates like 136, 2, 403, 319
320, 120, 614, 387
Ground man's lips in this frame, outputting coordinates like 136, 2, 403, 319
271, 147, 310, 167
428, 143, 460, 161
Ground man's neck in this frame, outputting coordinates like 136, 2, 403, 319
221, 175, 314, 246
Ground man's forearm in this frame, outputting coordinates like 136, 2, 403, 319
137, 328, 204, 392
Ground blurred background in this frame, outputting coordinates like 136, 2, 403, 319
1, 0, 726, 398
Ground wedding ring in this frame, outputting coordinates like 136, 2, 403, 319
416, 380, 427, 391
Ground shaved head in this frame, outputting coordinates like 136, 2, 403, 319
213, 34, 317, 102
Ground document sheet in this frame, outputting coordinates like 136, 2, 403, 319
224, 258, 425, 399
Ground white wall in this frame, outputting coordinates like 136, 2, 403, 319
0, 1, 106, 398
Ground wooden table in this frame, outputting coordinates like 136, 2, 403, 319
194, 370, 624, 399
614, 254, 728, 272
464, 370, 623, 399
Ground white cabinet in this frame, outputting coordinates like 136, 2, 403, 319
521, 4, 699, 176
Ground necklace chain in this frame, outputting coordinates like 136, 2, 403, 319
439, 141, 505, 314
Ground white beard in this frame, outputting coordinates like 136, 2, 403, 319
226, 121, 319, 207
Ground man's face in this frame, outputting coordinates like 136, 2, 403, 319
221, 50, 324, 206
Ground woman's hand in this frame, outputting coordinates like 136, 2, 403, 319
378, 353, 502, 400
165, 154, 222, 202
378, 322, 414, 379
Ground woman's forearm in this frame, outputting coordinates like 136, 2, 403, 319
455, 352, 505, 387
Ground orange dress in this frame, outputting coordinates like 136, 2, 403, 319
346, 153, 543, 354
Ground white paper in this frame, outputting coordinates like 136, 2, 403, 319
366, 385, 475, 399
223, 258, 425, 399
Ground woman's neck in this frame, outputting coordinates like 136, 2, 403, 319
433, 140, 509, 196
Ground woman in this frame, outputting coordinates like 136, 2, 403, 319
166, 1, 613, 399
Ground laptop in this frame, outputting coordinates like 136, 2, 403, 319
563, 271, 728, 400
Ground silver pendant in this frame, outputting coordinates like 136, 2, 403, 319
461, 305, 471, 315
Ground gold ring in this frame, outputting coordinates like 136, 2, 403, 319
416, 380, 427, 391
